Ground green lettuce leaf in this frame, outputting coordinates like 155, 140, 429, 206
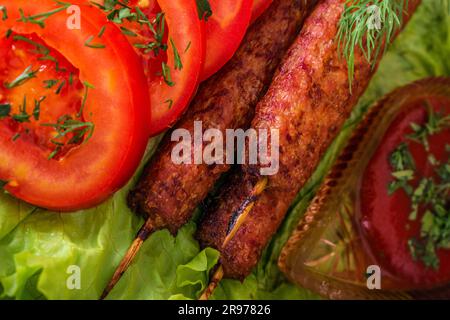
0, 0, 449, 300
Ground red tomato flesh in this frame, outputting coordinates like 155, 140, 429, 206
360, 98, 450, 289
200, 0, 252, 81
0, 0, 150, 211
104, 0, 204, 136
0, 33, 85, 159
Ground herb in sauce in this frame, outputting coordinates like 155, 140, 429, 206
389, 103, 450, 269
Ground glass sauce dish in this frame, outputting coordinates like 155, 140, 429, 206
279, 78, 450, 299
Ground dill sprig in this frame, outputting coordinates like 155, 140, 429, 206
195, 0, 213, 21
42, 115, 95, 159
4, 65, 38, 89
337, 0, 408, 88
17, 1, 72, 28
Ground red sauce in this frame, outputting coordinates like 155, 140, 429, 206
360, 97, 450, 290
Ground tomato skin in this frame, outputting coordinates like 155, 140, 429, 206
147, 0, 204, 136
250, 0, 272, 23
200, 0, 252, 81
0, 0, 150, 211
360, 99, 450, 289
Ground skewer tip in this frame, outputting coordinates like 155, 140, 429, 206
199, 265, 224, 300
100, 218, 155, 300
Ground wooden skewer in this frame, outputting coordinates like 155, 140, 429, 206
100, 218, 155, 299
223, 177, 268, 247
199, 177, 268, 300
102, 177, 267, 299
199, 265, 224, 300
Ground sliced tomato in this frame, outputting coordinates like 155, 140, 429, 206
200, 0, 252, 81
250, 0, 272, 23
97, 0, 204, 136
151, 0, 203, 134
0, 0, 150, 211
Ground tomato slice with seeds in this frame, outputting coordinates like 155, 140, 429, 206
0, 0, 150, 211
98, 0, 204, 136
0, 33, 86, 160
250, 0, 272, 23
200, 0, 252, 81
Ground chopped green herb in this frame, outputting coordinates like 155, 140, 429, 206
42, 114, 95, 160
184, 41, 192, 53
120, 26, 138, 37
97, 2, 169, 57
391, 169, 414, 180
0, 103, 11, 118
5, 66, 38, 89
38, 54, 65, 73
195, 0, 212, 21
43, 79, 59, 89
92, 0, 136, 24
164, 99, 174, 109
134, 10, 167, 55
13, 35, 50, 55
134, 6, 151, 26
407, 102, 450, 151
12, 133, 21, 141
47, 147, 61, 160
388, 142, 415, 195
98, 25, 107, 38
0, 5, 8, 20
134, 41, 165, 54
152, 13, 166, 45
17, 1, 71, 28
428, 154, 439, 166
33, 96, 46, 120
170, 38, 183, 70
42, 116, 94, 142
85, 35, 106, 49
55, 80, 66, 94
161, 62, 174, 87
78, 81, 95, 117
388, 102, 450, 269
12, 95, 30, 123
134, 12, 167, 55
